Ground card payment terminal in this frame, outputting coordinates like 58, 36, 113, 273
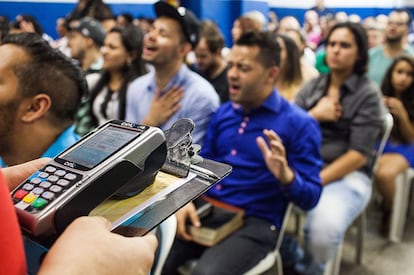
11, 120, 167, 238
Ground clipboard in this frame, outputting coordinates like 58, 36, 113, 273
107, 157, 232, 236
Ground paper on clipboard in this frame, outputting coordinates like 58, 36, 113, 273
89, 171, 197, 228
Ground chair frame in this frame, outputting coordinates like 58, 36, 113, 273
324, 113, 394, 275
389, 168, 414, 242
178, 203, 294, 275
153, 215, 178, 275
244, 203, 294, 275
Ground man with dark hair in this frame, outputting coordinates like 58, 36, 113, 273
162, 31, 323, 274
117, 12, 134, 27
0, 32, 85, 167
0, 32, 158, 275
193, 21, 229, 102
67, 16, 105, 74
126, 1, 219, 146
367, 8, 414, 85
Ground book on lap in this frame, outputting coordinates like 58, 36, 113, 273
187, 196, 245, 247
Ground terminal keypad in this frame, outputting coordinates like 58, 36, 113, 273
12, 165, 82, 212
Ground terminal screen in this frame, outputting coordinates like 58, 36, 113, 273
61, 126, 140, 169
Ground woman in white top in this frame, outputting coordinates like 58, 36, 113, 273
89, 25, 147, 126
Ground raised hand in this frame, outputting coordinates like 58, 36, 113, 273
256, 129, 294, 185
384, 96, 409, 121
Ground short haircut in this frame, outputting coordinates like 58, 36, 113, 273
325, 22, 369, 75
200, 21, 225, 53
236, 16, 262, 34
235, 31, 281, 68
2, 32, 86, 126
118, 12, 134, 24
392, 8, 413, 26
18, 15, 44, 35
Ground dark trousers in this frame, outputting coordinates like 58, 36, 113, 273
161, 216, 279, 275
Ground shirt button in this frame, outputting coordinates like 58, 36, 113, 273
231, 149, 237, 156
216, 184, 222, 190
240, 121, 247, 128
244, 116, 250, 122
238, 128, 244, 134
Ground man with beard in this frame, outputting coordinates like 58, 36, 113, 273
126, 1, 219, 146
192, 21, 229, 103
367, 8, 414, 85
0, 32, 83, 167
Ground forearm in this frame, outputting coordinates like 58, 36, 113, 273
321, 150, 367, 185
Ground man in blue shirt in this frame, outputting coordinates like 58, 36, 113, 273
126, 1, 219, 146
162, 31, 323, 275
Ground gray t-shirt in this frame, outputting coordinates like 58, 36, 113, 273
295, 74, 386, 174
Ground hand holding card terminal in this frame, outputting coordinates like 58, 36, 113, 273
11, 120, 167, 238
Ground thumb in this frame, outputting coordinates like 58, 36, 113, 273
138, 233, 158, 250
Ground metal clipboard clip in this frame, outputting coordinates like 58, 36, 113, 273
160, 119, 219, 181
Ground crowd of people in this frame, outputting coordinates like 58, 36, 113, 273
0, 0, 414, 274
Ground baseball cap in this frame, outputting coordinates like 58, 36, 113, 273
154, 1, 201, 49
70, 17, 106, 46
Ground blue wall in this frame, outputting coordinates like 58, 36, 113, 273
0, 0, 412, 45
0, 1, 156, 38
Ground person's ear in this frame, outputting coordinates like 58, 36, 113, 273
21, 94, 52, 123
178, 42, 192, 58
267, 66, 280, 84
86, 37, 96, 48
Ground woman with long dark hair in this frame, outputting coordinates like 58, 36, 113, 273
87, 25, 147, 127
375, 55, 414, 235
275, 34, 304, 101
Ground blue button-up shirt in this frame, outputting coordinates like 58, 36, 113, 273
201, 90, 323, 227
125, 64, 220, 146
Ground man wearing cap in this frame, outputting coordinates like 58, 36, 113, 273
67, 17, 106, 136
67, 16, 105, 74
125, 1, 219, 146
